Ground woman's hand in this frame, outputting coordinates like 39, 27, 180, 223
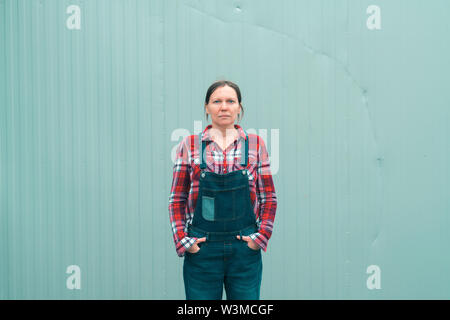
236, 235, 260, 250
187, 237, 207, 253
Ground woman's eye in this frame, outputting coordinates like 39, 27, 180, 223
212, 100, 234, 103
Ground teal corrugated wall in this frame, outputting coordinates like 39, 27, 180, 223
1, 0, 449, 299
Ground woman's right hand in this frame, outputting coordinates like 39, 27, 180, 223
187, 237, 207, 253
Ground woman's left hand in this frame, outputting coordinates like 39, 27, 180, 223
236, 235, 260, 250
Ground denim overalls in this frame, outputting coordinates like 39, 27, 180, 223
183, 131, 263, 300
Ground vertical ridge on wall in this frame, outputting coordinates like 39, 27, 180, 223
0, 0, 8, 300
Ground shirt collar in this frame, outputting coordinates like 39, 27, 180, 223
201, 124, 247, 142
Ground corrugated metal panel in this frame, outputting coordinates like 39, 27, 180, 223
1, 0, 449, 299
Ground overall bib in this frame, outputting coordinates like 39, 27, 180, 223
183, 131, 263, 300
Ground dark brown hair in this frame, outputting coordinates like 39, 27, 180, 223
204, 80, 244, 122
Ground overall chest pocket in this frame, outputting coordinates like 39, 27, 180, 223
201, 184, 249, 222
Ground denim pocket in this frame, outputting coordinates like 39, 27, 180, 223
242, 240, 261, 254
202, 196, 215, 221
186, 245, 202, 257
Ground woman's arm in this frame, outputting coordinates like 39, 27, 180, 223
250, 136, 278, 251
168, 136, 197, 257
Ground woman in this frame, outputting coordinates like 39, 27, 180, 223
168, 80, 277, 300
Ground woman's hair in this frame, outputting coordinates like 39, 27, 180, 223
204, 80, 244, 122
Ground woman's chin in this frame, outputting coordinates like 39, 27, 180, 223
217, 117, 234, 124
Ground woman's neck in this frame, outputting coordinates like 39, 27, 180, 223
209, 124, 239, 151
210, 124, 238, 139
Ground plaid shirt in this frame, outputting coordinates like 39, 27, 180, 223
168, 124, 277, 257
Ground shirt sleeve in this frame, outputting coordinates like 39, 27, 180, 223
168, 136, 197, 257
250, 135, 277, 252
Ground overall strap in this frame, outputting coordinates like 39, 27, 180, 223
241, 130, 249, 167
198, 132, 207, 170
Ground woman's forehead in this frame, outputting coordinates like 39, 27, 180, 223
210, 86, 238, 99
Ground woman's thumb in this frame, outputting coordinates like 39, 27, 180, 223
196, 237, 207, 243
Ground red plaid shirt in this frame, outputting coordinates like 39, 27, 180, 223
168, 124, 277, 257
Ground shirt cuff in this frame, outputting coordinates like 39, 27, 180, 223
177, 236, 198, 257
248, 232, 268, 252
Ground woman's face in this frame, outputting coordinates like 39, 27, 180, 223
205, 85, 241, 128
